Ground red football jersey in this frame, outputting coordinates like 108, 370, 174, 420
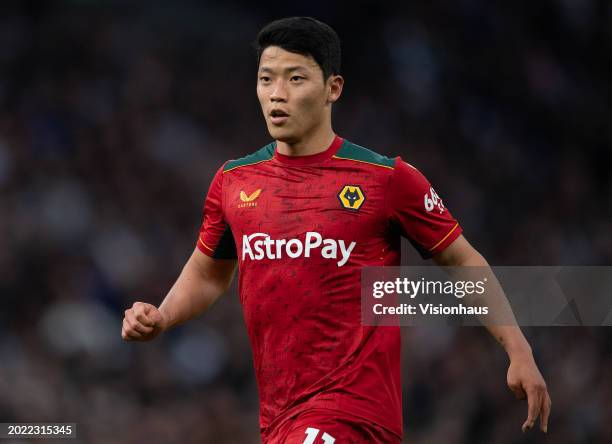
197, 135, 462, 441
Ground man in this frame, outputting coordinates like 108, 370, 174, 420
122, 17, 551, 443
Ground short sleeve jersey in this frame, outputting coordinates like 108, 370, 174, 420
197, 136, 462, 440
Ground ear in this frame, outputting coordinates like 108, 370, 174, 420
327, 75, 344, 104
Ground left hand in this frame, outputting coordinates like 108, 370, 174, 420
507, 352, 551, 433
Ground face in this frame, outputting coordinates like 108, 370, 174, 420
257, 46, 343, 144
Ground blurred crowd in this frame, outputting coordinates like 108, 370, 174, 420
0, 1, 611, 443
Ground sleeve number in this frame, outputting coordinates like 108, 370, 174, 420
303, 427, 336, 444
424, 187, 445, 214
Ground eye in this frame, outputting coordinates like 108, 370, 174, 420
290, 75, 305, 82
259, 76, 271, 83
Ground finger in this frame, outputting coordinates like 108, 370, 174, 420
147, 307, 163, 326
121, 325, 140, 341
133, 303, 160, 328
124, 327, 143, 340
540, 392, 551, 433
125, 310, 154, 334
123, 317, 145, 339
136, 302, 154, 318
132, 303, 153, 322
133, 306, 155, 327
522, 389, 541, 432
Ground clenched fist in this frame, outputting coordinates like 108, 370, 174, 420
121, 302, 167, 341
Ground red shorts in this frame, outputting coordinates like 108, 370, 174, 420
266, 408, 401, 444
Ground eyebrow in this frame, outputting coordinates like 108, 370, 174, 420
258, 66, 309, 74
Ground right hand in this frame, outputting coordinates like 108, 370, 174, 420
121, 302, 167, 342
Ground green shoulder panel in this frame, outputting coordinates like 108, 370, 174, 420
334, 140, 396, 169
223, 142, 275, 172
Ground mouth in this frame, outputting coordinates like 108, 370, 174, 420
269, 109, 289, 125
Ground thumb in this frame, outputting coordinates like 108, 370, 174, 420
508, 377, 526, 399
511, 385, 526, 400
147, 306, 165, 328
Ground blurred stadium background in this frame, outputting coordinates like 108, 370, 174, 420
1, 1, 611, 443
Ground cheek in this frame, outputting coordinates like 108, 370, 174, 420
296, 90, 326, 119
256, 86, 268, 107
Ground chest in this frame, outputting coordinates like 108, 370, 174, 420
222, 165, 389, 240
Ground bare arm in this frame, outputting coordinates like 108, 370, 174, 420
433, 235, 551, 433
122, 247, 237, 341
433, 236, 531, 356
159, 247, 237, 330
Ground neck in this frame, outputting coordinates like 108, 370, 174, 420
276, 123, 336, 157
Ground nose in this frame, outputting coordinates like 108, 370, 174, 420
270, 79, 287, 102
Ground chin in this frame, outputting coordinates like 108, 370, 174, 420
268, 126, 299, 143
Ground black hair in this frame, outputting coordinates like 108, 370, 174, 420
254, 17, 341, 80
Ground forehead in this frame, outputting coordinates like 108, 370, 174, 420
258, 46, 320, 72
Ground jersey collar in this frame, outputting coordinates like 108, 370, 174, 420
273, 135, 344, 165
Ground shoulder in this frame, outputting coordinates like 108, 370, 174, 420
333, 139, 397, 170
223, 142, 276, 173
332, 139, 428, 194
